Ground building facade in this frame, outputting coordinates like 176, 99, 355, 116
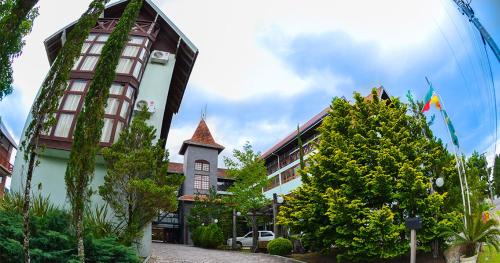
262, 88, 390, 198
153, 119, 234, 244
0, 119, 17, 198
10, 0, 197, 257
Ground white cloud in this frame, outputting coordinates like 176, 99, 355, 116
158, 0, 448, 101
166, 116, 294, 166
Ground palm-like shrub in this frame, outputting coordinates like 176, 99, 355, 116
443, 212, 500, 257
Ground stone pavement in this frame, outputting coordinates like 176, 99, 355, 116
150, 242, 303, 263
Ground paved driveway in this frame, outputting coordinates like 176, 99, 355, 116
150, 243, 302, 263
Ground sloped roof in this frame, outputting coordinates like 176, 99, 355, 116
261, 87, 389, 159
261, 107, 329, 159
179, 119, 224, 155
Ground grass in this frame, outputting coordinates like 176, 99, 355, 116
479, 245, 500, 263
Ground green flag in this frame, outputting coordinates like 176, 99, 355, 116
443, 110, 459, 147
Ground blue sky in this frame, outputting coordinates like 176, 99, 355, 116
0, 0, 499, 165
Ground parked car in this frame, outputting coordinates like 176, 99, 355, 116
227, 231, 275, 247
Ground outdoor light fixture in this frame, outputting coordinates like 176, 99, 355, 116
277, 196, 284, 204
236, 211, 241, 216
214, 219, 218, 224
436, 177, 444, 188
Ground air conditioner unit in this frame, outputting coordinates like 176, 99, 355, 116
150, 50, 169, 64
134, 99, 156, 113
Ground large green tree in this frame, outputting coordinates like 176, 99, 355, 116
278, 90, 460, 261
99, 107, 183, 245
19, 1, 107, 262
0, 0, 38, 100
224, 143, 269, 252
64, 0, 143, 260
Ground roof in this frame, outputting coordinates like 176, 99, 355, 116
179, 119, 225, 155
0, 118, 17, 149
178, 194, 207, 202
167, 162, 183, 174
167, 161, 230, 179
261, 87, 390, 159
261, 107, 329, 159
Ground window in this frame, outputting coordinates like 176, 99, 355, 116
195, 160, 210, 172
80, 56, 99, 71
132, 61, 142, 79
89, 43, 104, 54
194, 174, 209, 190
261, 232, 274, 237
244, 232, 252, 238
62, 94, 81, 111
54, 114, 74, 137
100, 118, 114, 143
128, 36, 144, 44
123, 45, 140, 57
116, 58, 133, 74
96, 34, 109, 42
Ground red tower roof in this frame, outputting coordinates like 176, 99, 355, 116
179, 119, 224, 155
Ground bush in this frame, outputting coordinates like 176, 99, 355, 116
267, 237, 292, 256
191, 226, 203, 247
0, 208, 140, 262
191, 224, 224, 249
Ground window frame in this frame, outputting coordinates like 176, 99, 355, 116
194, 160, 210, 172
194, 174, 210, 190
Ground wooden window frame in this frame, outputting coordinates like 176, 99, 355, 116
194, 174, 210, 190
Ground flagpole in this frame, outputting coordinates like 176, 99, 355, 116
425, 77, 471, 219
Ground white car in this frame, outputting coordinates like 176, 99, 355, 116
227, 231, 275, 247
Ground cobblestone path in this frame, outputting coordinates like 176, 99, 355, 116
150, 243, 302, 263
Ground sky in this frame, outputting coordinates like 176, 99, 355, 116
0, 0, 499, 169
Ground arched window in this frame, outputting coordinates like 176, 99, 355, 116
194, 160, 210, 172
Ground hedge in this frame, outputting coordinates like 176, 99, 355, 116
267, 237, 293, 256
191, 224, 224, 249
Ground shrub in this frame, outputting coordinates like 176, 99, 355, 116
267, 237, 293, 256
191, 226, 203, 247
0, 207, 140, 262
192, 224, 224, 249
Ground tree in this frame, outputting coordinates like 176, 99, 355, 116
464, 152, 489, 204
278, 90, 460, 261
493, 154, 500, 197
64, 0, 143, 260
99, 106, 183, 245
0, 0, 39, 100
187, 187, 232, 238
19, 1, 108, 262
224, 143, 269, 252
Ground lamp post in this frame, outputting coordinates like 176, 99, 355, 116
273, 193, 284, 237
232, 210, 241, 250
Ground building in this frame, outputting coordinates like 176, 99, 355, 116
10, 0, 197, 257
262, 88, 390, 198
0, 119, 17, 198
153, 118, 234, 244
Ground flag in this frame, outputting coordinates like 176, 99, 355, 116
443, 110, 459, 147
430, 95, 441, 110
421, 86, 434, 112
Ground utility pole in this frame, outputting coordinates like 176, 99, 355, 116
451, 0, 500, 62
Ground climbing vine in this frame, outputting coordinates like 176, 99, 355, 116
19, 1, 108, 262
64, 0, 143, 260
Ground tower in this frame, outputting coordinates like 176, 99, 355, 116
178, 118, 224, 244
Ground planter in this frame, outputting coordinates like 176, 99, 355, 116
459, 254, 478, 263
444, 245, 464, 263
